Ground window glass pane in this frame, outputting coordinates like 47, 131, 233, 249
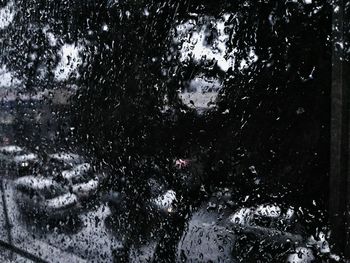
0, 0, 348, 262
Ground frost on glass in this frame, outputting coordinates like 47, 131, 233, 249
0, 0, 346, 262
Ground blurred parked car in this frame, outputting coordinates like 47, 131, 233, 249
0, 145, 39, 176
47, 152, 100, 200
14, 175, 80, 218
61, 163, 99, 200
228, 203, 336, 262
48, 152, 84, 169
173, 183, 338, 263
14, 152, 103, 218
105, 178, 177, 219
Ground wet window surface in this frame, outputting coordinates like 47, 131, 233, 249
0, 0, 349, 262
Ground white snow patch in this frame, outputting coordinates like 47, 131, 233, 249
239, 48, 258, 70
72, 179, 99, 195
308, 232, 330, 254
255, 204, 282, 218
49, 152, 81, 163
286, 247, 315, 263
13, 153, 38, 162
54, 43, 83, 81
229, 208, 253, 225
46, 193, 78, 209
174, 15, 235, 72
46, 32, 57, 46
102, 23, 108, 31
15, 176, 57, 190
178, 76, 222, 113
0, 1, 15, 29
0, 145, 24, 154
0, 65, 21, 88
62, 163, 91, 181
153, 190, 177, 212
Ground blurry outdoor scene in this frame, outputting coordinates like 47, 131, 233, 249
0, 0, 349, 262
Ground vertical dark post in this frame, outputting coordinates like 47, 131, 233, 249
330, 0, 350, 257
